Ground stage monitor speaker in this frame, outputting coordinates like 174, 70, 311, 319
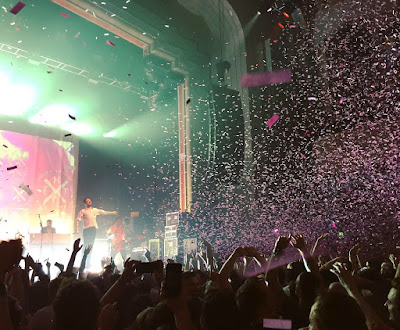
166, 212, 179, 227
164, 238, 178, 259
183, 238, 197, 255
212, 86, 244, 182
148, 239, 161, 260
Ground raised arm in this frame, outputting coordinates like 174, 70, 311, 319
66, 239, 83, 277
311, 233, 328, 256
100, 259, 138, 309
99, 209, 118, 216
332, 262, 392, 330
291, 234, 320, 278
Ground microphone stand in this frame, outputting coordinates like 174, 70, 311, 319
39, 214, 43, 259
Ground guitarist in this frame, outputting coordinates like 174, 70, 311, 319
106, 217, 130, 261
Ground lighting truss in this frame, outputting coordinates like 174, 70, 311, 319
0, 41, 148, 99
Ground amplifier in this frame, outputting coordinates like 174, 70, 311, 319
30, 233, 71, 245
166, 212, 179, 227
164, 238, 178, 259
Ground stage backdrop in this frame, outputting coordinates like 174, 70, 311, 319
0, 130, 78, 241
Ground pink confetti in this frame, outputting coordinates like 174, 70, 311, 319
61, 13, 70, 18
332, 222, 336, 228
106, 40, 116, 47
266, 114, 280, 128
241, 69, 291, 88
10, 1, 25, 15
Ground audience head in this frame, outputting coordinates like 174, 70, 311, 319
182, 271, 203, 298
386, 278, 400, 324
295, 272, 320, 302
309, 291, 368, 330
48, 277, 63, 302
236, 277, 277, 327
53, 278, 100, 330
46, 219, 52, 227
201, 290, 241, 330
381, 262, 395, 279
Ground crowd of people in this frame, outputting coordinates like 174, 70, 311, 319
1, 232, 400, 330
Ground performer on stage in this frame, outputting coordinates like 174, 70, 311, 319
41, 219, 56, 234
107, 217, 130, 262
75, 197, 118, 267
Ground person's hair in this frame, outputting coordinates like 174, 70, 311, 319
296, 272, 320, 301
83, 197, 90, 204
48, 277, 63, 302
201, 289, 241, 330
235, 277, 266, 325
287, 261, 306, 282
53, 278, 100, 330
312, 291, 368, 330
47, 219, 52, 223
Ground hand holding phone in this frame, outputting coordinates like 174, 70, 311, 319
164, 263, 182, 298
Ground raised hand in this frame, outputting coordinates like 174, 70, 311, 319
55, 262, 64, 273
389, 254, 398, 268
73, 238, 83, 254
290, 234, 307, 251
45, 259, 51, 268
273, 236, 290, 254
317, 233, 328, 241
25, 254, 35, 269
331, 262, 358, 293
120, 258, 139, 284
113, 211, 118, 215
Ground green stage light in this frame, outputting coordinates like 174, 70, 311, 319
0, 73, 35, 116
29, 104, 76, 126
61, 121, 93, 136
103, 130, 117, 138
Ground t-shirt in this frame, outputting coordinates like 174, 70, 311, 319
108, 225, 127, 253
76, 207, 108, 229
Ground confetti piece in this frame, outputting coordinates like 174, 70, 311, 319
145, 81, 148, 84
266, 114, 280, 128
332, 222, 336, 228
19, 183, 32, 195
61, 13, 69, 18
241, 69, 291, 88
7, 166, 17, 171
127, 73, 131, 76
106, 40, 116, 46
338, 232, 344, 237
47, 71, 53, 74
59, 89, 63, 92
50, 210, 54, 212
10, 2, 25, 15
307, 97, 317, 101
74, 32, 80, 39
3, 145, 8, 148
68, 114, 76, 120
64, 133, 72, 137
186, 98, 191, 105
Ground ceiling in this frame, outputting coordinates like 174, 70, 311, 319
0, 0, 198, 154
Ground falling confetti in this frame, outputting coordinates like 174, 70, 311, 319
68, 114, 76, 120
7, 166, 17, 171
266, 114, 280, 128
241, 69, 291, 88
10, 1, 25, 15
106, 40, 116, 46
61, 13, 69, 18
